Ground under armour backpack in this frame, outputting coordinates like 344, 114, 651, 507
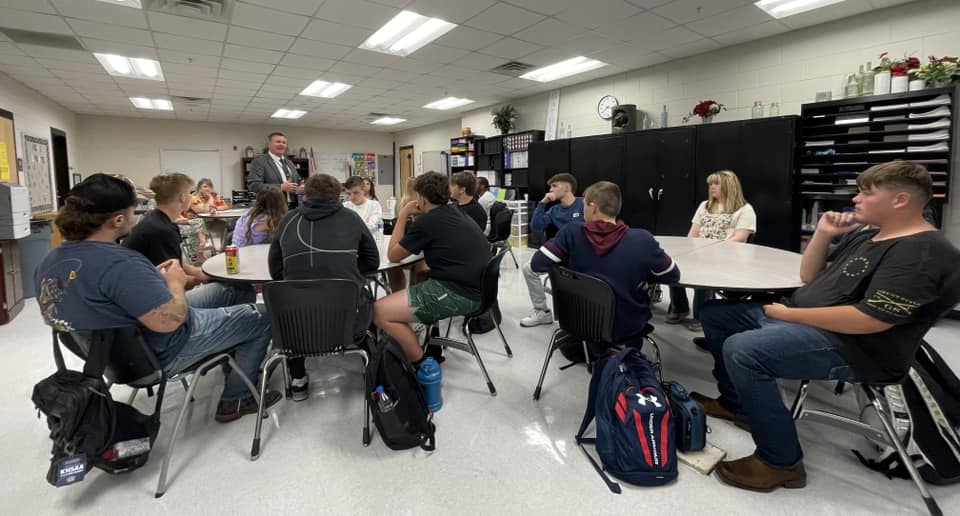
577, 347, 677, 492
855, 341, 960, 485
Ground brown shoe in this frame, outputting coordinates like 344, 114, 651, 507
664, 312, 689, 324
690, 392, 751, 431
215, 390, 282, 423
716, 453, 806, 492
685, 319, 703, 332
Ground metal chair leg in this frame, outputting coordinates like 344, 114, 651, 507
127, 388, 139, 405
180, 378, 193, 402
492, 312, 513, 358
534, 329, 562, 400
791, 380, 811, 420
864, 386, 942, 516
359, 352, 371, 447
645, 336, 663, 384
156, 372, 203, 497
464, 325, 496, 396
507, 244, 519, 269
445, 317, 453, 338
251, 353, 284, 460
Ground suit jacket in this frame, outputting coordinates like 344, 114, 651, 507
247, 153, 299, 198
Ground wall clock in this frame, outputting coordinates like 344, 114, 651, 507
597, 95, 619, 120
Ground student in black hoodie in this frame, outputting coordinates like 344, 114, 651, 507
269, 173, 380, 401
531, 181, 680, 353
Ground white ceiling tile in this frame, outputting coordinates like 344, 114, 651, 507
780, 0, 872, 29
0, 0, 57, 14
403, 0, 497, 23
223, 44, 284, 64
272, 65, 322, 79
327, 61, 382, 77
21, 44, 95, 63
501, 0, 572, 15
158, 50, 222, 67
279, 53, 336, 70
477, 37, 542, 60
154, 33, 223, 56
220, 58, 275, 74
686, 4, 774, 37
592, 46, 669, 69
513, 18, 583, 47
370, 67, 420, 82
231, 2, 309, 36
712, 20, 790, 46
456, 52, 509, 71
519, 46, 579, 67
218, 69, 268, 84
239, 0, 327, 16
216, 84, 261, 95
40, 60, 103, 73
0, 7, 72, 33
313, 0, 400, 30
555, 1, 642, 30
300, 18, 369, 46
226, 26, 295, 52
50, 0, 148, 28
465, 3, 544, 35
407, 43, 469, 64
66, 19, 154, 45
653, 0, 751, 24
168, 88, 214, 97
161, 63, 219, 77
81, 38, 158, 59
263, 75, 307, 87
626, 25, 703, 51
290, 39, 353, 60
384, 56, 443, 73
605, 12, 676, 38
0, 41, 22, 54
552, 31, 620, 55
658, 37, 723, 59
432, 25, 503, 51
0, 54, 37, 66
147, 12, 228, 42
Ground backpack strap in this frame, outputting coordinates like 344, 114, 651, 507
420, 421, 436, 452
81, 330, 113, 379
576, 355, 623, 494
52, 330, 66, 372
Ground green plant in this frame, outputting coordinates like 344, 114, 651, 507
916, 56, 960, 85
491, 104, 518, 134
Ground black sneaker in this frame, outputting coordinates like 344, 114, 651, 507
424, 326, 445, 363
290, 378, 310, 402
693, 337, 709, 353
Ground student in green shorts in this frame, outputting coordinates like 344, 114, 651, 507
373, 171, 490, 366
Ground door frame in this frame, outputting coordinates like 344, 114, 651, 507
398, 145, 414, 196
50, 127, 69, 208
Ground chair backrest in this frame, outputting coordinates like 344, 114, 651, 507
489, 205, 514, 243
477, 247, 509, 314
262, 279, 359, 356
57, 326, 163, 387
548, 266, 617, 345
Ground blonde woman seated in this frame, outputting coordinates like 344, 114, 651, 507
666, 170, 756, 332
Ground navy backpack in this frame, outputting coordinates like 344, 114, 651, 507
576, 347, 677, 492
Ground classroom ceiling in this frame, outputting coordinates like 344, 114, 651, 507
0, 0, 913, 132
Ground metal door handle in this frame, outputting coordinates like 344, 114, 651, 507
657, 188, 663, 200
648, 188, 654, 199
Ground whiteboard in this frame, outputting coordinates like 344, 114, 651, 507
315, 152, 350, 181
160, 149, 221, 191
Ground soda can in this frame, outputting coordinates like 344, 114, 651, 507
225, 245, 239, 274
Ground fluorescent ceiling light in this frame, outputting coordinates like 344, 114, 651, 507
272, 109, 307, 119
359, 11, 456, 57
519, 56, 608, 83
129, 97, 172, 110
754, 0, 845, 19
423, 97, 475, 110
96, 0, 142, 7
94, 53, 164, 81
371, 117, 406, 125
299, 80, 353, 98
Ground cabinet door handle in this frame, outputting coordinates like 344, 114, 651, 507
648, 188, 654, 199
657, 188, 664, 200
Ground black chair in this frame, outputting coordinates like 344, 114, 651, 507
487, 204, 518, 269
253, 279, 372, 459
54, 327, 261, 497
534, 267, 662, 401
428, 247, 513, 396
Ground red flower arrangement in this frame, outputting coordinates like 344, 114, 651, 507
682, 100, 726, 123
876, 52, 921, 76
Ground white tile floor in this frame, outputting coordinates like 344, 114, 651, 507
3, 263, 959, 515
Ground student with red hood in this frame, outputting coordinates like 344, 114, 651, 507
530, 181, 680, 351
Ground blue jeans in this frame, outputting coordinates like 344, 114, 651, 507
186, 281, 256, 309
700, 301, 855, 467
668, 287, 713, 319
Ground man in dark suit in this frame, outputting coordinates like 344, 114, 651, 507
246, 131, 303, 208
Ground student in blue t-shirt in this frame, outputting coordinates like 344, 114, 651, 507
35, 174, 281, 423
520, 173, 585, 328
531, 181, 680, 350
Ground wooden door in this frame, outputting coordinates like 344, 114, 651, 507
398, 146, 414, 192
0, 109, 16, 184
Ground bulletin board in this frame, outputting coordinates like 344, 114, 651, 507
23, 134, 53, 213
0, 109, 15, 183
351, 152, 377, 182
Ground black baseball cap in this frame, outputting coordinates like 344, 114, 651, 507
66, 173, 137, 214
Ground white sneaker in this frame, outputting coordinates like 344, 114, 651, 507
520, 309, 554, 327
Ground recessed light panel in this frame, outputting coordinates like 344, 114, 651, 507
359, 11, 456, 57
519, 56, 607, 83
94, 53, 164, 81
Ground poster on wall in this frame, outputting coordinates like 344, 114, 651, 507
351, 152, 377, 182
23, 134, 53, 213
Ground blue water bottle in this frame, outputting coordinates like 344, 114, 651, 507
417, 358, 442, 412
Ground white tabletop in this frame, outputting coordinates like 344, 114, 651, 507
201, 240, 423, 282
197, 208, 248, 220
656, 235, 725, 257
663, 238, 804, 291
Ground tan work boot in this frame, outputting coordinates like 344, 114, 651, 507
716, 453, 806, 492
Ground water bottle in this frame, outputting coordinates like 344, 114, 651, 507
376, 385, 396, 413
660, 105, 669, 129
417, 357, 443, 412
375, 218, 384, 243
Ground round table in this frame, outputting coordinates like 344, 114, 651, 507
196, 208, 248, 221
201, 240, 424, 282
658, 237, 804, 291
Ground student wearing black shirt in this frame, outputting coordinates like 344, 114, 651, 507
449, 171, 488, 231
124, 173, 255, 308
695, 161, 960, 493
373, 171, 489, 364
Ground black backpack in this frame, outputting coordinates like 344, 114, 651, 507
32, 331, 159, 486
466, 301, 502, 335
366, 338, 436, 451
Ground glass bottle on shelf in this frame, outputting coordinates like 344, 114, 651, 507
844, 73, 860, 98
861, 61, 874, 96
856, 64, 865, 95
769, 102, 780, 116
751, 101, 764, 119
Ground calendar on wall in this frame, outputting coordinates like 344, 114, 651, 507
23, 134, 53, 213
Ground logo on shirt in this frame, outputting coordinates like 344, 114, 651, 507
573, 212, 581, 218
865, 289, 919, 317
841, 256, 870, 278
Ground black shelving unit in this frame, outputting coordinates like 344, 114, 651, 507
798, 86, 957, 244
449, 135, 482, 173
500, 130, 545, 191
453, 130, 544, 196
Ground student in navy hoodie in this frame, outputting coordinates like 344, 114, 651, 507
530, 181, 680, 350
